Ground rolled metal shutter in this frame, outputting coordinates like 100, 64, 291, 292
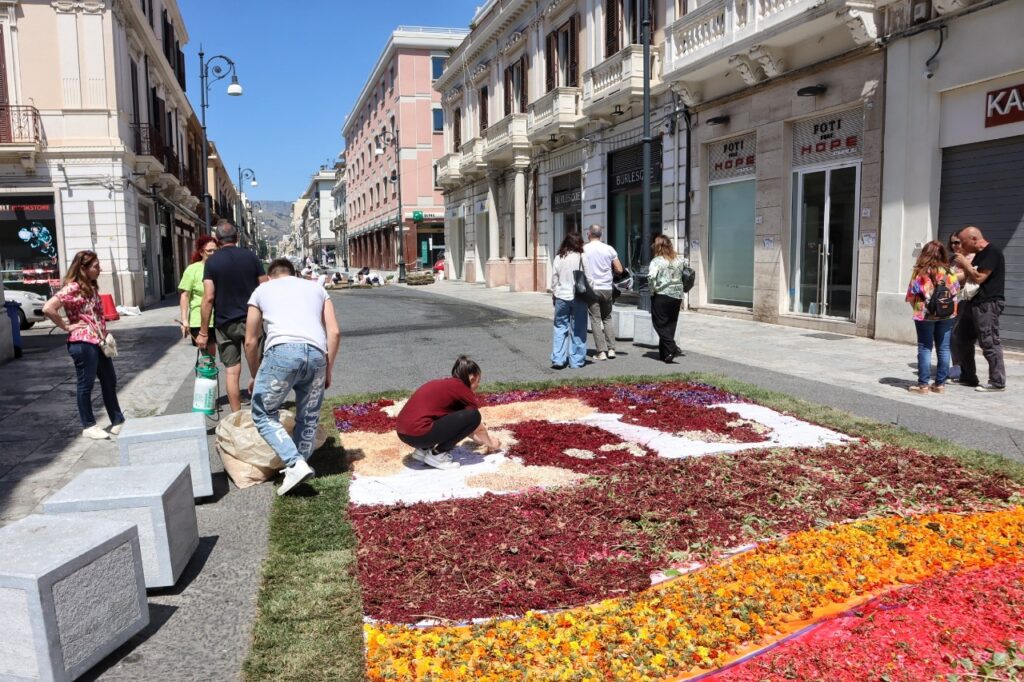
939, 135, 1024, 350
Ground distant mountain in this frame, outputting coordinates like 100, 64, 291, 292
254, 200, 293, 244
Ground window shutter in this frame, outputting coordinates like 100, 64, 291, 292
453, 108, 462, 151
0, 34, 9, 143
519, 55, 528, 113
569, 15, 580, 87
605, 0, 620, 58
504, 67, 512, 116
545, 32, 555, 92
648, 0, 657, 32
480, 87, 488, 131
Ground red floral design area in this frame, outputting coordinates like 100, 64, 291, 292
333, 399, 396, 433
505, 421, 655, 474
352, 443, 1020, 623
718, 562, 1024, 682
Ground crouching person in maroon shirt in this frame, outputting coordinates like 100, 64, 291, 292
396, 356, 501, 470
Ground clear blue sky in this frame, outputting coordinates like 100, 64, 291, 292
178, 0, 481, 202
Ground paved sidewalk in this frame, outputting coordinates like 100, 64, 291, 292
418, 278, 1024, 439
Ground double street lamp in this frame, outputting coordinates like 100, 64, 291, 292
374, 128, 406, 283
199, 48, 243, 234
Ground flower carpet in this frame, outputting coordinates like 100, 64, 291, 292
333, 380, 1024, 681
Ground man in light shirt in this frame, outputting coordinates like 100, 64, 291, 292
582, 224, 624, 360
244, 258, 341, 495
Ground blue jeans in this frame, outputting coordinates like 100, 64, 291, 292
914, 318, 955, 386
551, 298, 588, 368
67, 342, 125, 428
251, 343, 327, 467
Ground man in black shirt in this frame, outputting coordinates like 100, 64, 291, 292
953, 226, 1005, 392
198, 220, 268, 412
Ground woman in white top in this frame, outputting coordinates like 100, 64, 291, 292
648, 234, 687, 363
549, 231, 590, 369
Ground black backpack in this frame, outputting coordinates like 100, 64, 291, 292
926, 276, 955, 319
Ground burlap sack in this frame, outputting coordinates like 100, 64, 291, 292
216, 409, 328, 489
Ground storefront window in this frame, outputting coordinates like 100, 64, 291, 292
708, 180, 755, 306
608, 142, 663, 273
0, 195, 60, 296
552, 172, 583, 251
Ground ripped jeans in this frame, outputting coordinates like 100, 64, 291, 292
251, 343, 327, 467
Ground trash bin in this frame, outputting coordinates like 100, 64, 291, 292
4, 301, 23, 359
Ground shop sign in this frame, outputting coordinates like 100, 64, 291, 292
709, 133, 756, 182
552, 187, 581, 213
0, 195, 60, 295
793, 107, 863, 167
608, 140, 664, 191
985, 83, 1024, 128
445, 204, 462, 219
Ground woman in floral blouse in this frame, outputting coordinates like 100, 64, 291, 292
42, 250, 125, 439
648, 234, 688, 363
905, 240, 960, 394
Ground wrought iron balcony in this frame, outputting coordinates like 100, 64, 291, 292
460, 137, 488, 178
581, 45, 661, 119
130, 123, 162, 159
0, 105, 45, 170
483, 113, 529, 165
436, 151, 462, 187
527, 87, 586, 144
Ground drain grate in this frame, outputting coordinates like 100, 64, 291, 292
802, 332, 851, 341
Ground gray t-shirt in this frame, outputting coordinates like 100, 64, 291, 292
247, 277, 330, 353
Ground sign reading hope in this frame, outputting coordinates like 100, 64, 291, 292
985, 83, 1024, 128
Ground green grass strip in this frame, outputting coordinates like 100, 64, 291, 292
243, 371, 1024, 681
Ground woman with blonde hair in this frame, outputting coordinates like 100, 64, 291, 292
648, 234, 687, 363
905, 240, 960, 394
41, 250, 125, 439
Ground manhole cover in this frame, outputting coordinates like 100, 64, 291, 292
802, 333, 851, 341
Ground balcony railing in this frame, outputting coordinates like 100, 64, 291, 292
663, 0, 842, 78
0, 105, 44, 146
436, 151, 462, 186
527, 87, 585, 142
483, 113, 529, 163
582, 45, 659, 116
460, 137, 487, 178
131, 123, 164, 159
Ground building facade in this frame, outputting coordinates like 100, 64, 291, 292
875, 0, 1023, 349
330, 159, 347, 268
343, 26, 468, 273
299, 167, 338, 265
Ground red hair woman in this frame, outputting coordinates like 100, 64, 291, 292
178, 235, 219, 356
41, 250, 125, 440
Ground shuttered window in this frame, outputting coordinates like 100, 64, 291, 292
504, 58, 528, 115
452, 108, 462, 151
547, 14, 581, 91
0, 33, 9, 144
479, 86, 489, 132
605, 0, 620, 57
939, 136, 1024, 349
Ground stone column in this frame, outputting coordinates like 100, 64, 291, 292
509, 161, 531, 291
485, 174, 506, 287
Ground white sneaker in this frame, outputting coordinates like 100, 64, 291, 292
410, 448, 430, 462
82, 425, 110, 440
109, 422, 125, 436
423, 450, 460, 470
278, 458, 315, 496
607, 349, 616, 359
596, 351, 608, 361
975, 384, 1006, 393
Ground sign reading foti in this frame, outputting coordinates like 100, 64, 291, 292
985, 83, 1024, 128
709, 133, 756, 182
793, 107, 864, 167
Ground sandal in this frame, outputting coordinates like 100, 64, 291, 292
907, 384, 930, 394
930, 384, 945, 394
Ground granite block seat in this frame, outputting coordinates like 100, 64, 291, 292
43, 464, 199, 589
0, 514, 148, 682
117, 412, 213, 497
613, 308, 638, 340
632, 310, 658, 346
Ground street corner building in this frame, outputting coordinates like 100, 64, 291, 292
0, 0, 245, 364
341, 26, 469, 275
431, 0, 1023, 347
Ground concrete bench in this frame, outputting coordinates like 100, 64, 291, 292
613, 308, 638, 340
43, 464, 199, 589
632, 310, 658, 346
0, 514, 148, 682
117, 412, 213, 497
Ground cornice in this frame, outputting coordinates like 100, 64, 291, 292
470, 61, 491, 85
52, 0, 107, 13
498, 30, 525, 55
434, 0, 531, 91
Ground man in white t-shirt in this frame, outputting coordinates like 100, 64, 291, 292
582, 224, 624, 360
244, 258, 341, 495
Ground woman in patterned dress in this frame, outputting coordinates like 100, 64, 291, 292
41, 250, 126, 439
648, 234, 688, 363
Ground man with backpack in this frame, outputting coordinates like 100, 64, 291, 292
952, 226, 1006, 392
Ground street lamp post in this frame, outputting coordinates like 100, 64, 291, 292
237, 166, 257, 245
199, 47, 243, 234
374, 127, 406, 283
250, 201, 264, 257
637, 0, 654, 312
